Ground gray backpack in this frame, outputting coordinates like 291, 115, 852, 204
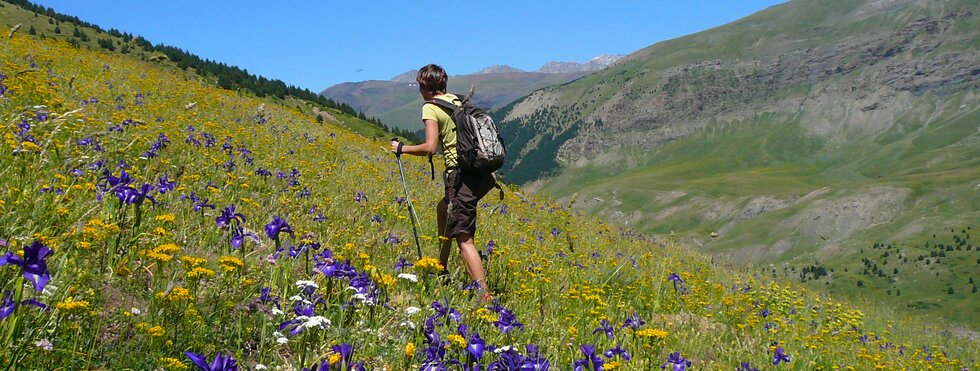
427, 92, 506, 175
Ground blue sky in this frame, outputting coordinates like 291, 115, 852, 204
33, 1, 785, 92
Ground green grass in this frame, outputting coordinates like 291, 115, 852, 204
0, 2, 978, 370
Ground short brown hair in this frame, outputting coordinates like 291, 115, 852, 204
416, 64, 447, 95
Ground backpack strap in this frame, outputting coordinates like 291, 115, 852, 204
425, 97, 460, 112
423, 95, 464, 180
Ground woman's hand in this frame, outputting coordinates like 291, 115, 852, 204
390, 140, 400, 154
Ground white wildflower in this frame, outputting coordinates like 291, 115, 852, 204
405, 306, 421, 315
273, 331, 288, 345
397, 273, 418, 282
35, 339, 53, 351
302, 315, 331, 330
295, 280, 318, 290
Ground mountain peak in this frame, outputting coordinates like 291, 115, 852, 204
537, 54, 625, 73
475, 65, 526, 74
390, 70, 417, 82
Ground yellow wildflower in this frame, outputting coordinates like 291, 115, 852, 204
405, 342, 416, 357
637, 328, 668, 340
154, 214, 176, 222
181, 255, 207, 267
55, 297, 90, 313
447, 333, 466, 349
155, 243, 180, 254
414, 257, 444, 271
157, 287, 193, 303
159, 357, 188, 370
146, 325, 165, 337
187, 267, 216, 279
218, 256, 244, 272
376, 274, 395, 289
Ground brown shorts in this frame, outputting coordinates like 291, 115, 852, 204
444, 169, 495, 238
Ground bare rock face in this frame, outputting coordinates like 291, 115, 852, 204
538, 54, 625, 73
776, 187, 912, 243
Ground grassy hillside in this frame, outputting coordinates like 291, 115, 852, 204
496, 0, 980, 329
0, 0, 407, 141
1, 14, 977, 371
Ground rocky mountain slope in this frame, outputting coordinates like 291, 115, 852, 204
495, 0, 980, 327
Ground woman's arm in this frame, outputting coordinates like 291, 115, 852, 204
390, 119, 439, 156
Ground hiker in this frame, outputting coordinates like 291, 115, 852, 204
391, 64, 496, 300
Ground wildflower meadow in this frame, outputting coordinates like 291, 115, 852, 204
0, 30, 977, 370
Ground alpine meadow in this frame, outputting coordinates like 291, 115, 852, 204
1, 1, 979, 371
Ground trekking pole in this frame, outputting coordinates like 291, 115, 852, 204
392, 138, 424, 260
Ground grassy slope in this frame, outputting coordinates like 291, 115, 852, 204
496, 0, 980, 328
537, 93, 980, 328
0, 2, 394, 139
1, 12, 978, 371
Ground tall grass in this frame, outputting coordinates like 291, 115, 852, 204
0, 32, 976, 370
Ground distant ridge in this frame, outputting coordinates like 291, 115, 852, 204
475, 65, 526, 74
538, 54, 625, 73
386, 54, 624, 82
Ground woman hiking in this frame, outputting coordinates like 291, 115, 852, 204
390, 64, 496, 301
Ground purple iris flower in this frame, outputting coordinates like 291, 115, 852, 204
394, 258, 409, 271
114, 184, 157, 206
667, 272, 685, 292
772, 347, 790, 365
1, 241, 53, 292
737, 362, 760, 371
215, 205, 246, 228
156, 174, 177, 194
319, 259, 356, 279
431, 300, 462, 324
467, 331, 486, 360
255, 286, 280, 309
230, 226, 259, 249
523, 344, 551, 370
494, 308, 524, 334
194, 197, 215, 213
184, 351, 238, 371
1, 290, 15, 320
279, 302, 316, 336
622, 313, 645, 329
604, 343, 630, 361
423, 316, 439, 343
593, 319, 614, 339
354, 191, 364, 203
96, 170, 133, 201
265, 216, 294, 240
331, 343, 357, 368
422, 341, 449, 370
574, 344, 603, 371
661, 352, 691, 371
144, 133, 170, 158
